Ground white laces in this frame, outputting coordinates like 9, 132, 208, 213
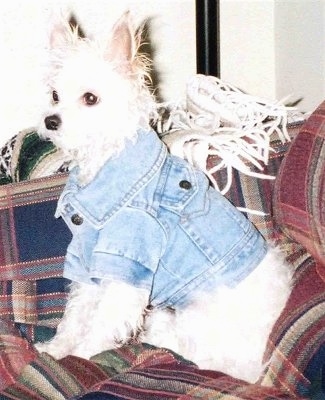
157, 75, 304, 213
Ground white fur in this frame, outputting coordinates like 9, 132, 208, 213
36, 281, 150, 359
38, 12, 156, 184
37, 12, 293, 384
143, 247, 293, 382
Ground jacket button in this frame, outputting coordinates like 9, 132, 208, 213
179, 180, 192, 190
71, 214, 83, 225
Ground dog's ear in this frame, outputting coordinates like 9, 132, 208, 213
49, 21, 73, 49
49, 14, 84, 49
105, 11, 137, 66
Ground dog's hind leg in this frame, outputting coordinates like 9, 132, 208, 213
144, 247, 293, 383
36, 280, 150, 359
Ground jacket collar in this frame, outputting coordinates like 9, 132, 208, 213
58, 129, 167, 227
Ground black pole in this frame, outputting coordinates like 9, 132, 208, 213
195, 0, 220, 77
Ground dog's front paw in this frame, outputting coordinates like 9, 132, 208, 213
35, 340, 72, 360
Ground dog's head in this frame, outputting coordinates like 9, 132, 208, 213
39, 12, 156, 179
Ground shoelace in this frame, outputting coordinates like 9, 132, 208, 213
157, 75, 304, 214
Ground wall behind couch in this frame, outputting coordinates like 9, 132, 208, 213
220, 0, 325, 115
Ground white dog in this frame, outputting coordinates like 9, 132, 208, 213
37, 12, 293, 384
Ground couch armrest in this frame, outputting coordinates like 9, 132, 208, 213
208, 116, 325, 397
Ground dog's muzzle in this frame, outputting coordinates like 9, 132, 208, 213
44, 114, 61, 131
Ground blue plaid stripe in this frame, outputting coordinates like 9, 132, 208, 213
0, 174, 70, 341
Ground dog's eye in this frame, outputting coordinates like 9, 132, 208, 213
52, 91, 59, 104
83, 92, 99, 106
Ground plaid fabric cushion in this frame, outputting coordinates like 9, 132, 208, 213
274, 100, 325, 281
0, 173, 71, 342
271, 102, 325, 398
208, 126, 325, 399
0, 337, 300, 400
0, 320, 37, 391
0, 122, 323, 398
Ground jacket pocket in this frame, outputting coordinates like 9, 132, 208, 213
159, 157, 200, 212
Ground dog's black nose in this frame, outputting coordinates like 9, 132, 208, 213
44, 114, 61, 131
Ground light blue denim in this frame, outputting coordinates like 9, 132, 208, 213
56, 129, 267, 308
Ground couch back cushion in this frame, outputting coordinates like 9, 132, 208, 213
274, 101, 325, 281
0, 173, 71, 341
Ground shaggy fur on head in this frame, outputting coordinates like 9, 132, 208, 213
37, 12, 293, 384
39, 12, 156, 183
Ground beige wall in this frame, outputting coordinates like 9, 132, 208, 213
220, 0, 325, 112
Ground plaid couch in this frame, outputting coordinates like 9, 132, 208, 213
0, 101, 324, 399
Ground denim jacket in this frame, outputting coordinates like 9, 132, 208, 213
56, 129, 267, 308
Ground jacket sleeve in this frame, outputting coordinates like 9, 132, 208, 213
89, 206, 166, 290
